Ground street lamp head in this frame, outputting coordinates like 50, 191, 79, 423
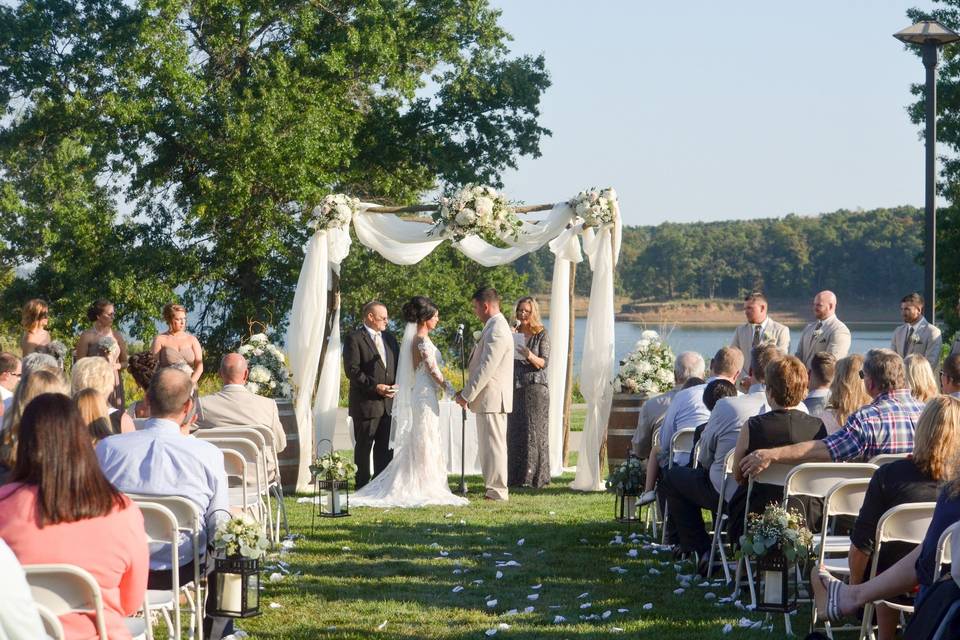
894, 20, 960, 46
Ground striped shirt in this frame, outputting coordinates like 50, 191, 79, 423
823, 389, 923, 461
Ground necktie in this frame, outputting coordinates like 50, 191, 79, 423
904, 326, 915, 355
815, 320, 823, 332
373, 332, 386, 364
752, 325, 762, 348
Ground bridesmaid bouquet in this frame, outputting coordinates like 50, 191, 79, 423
239, 333, 293, 399
612, 330, 674, 395
431, 184, 521, 242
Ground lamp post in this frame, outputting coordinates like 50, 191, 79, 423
894, 20, 960, 324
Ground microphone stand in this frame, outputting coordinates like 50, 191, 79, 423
455, 326, 468, 495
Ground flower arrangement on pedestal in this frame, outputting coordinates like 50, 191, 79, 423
569, 187, 618, 227
310, 193, 359, 231
431, 184, 521, 242
211, 515, 268, 618
612, 330, 675, 395
238, 333, 292, 399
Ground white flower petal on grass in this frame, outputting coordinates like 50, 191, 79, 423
579, 538, 588, 544
517, 538, 525, 546
577, 592, 590, 599
495, 571, 503, 579
704, 592, 716, 600
523, 606, 535, 614
341, 546, 351, 551
376, 621, 387, 630
602, 611, 612, 619
673, 588, 684, 595
482, 552, 492, 558
527, 593, 539, 601
497, 623, 510, 630
531, 584, 541, 590
268, 572, 283, 582
627, 549, 638, 558
722, 624, 733, 634
610, 566, 628, 574
439, 551, 449, 557
579, 603, 592, 609
611, 628, 624, 633
643, 603, 653, 610
269, 602, 282, 609
738, 618, 757, 628
486, 599, 498, 607
617, 608, 629, 613
451, 586, 464, 593
504, 609, 518, 616
648, 568, 660, 575
484, 629, 497, 637
553, 615, 566, 624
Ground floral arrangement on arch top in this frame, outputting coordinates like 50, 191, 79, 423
569, 187, 618, 227
309, 193, 360, 231
431, 184, 523, 243
238, 332, 293, 399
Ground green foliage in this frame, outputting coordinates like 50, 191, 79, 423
0, 0, 550, 360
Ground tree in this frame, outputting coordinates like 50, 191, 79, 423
0, 0, 550, 356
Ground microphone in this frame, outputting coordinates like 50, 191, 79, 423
454, 323, 464, 345
457, 323, 465, 336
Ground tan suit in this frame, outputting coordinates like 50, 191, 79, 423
462, 313, 514, 500
729, 318, 790, 378
196, 384, 287, 480
795, 314, 851, 369
891, 318, 942, 369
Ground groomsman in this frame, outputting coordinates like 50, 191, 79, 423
890, 292, 941, 369
795, 290, 851, 369
729, 292, 790, 383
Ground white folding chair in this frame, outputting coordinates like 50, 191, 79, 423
128, 494, 204, 640
867, 453, 909, 467
246, 423, 289, 539
810, 478, 871, 638
706, 449, 736, 583
659, 427, 698, 545
35, 602, 66, 640
734, 463, 794, 603
859, 502, 938, 640
136, 502, 182, 640
219, 448, 255, 519
642, 425, 662, 537
24, 564, 151, 640
935, 520, 960, 577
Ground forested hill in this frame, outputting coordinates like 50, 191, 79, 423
515, 206, 923, 302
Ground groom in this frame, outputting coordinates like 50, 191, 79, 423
343, 300, 399, 489
456, 287, 514, 501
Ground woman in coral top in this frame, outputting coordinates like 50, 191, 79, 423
0, 393, 149, 640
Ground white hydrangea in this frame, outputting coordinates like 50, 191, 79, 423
249, 365, 271, 383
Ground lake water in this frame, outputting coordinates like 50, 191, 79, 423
565, 319, 898, 376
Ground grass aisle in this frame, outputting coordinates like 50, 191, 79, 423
237, 474, 777, 639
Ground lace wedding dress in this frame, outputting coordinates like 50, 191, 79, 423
352, 328, 469, 508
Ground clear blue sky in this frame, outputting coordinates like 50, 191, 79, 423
492, 0, 940, 226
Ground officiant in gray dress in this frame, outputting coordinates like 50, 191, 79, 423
507, 297, 550, 488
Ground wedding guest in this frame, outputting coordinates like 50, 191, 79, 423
0, 368, 69, 477
821, 354, 872, 434
19, 298, 50, 356
688, 378, 738, 465
729, 355, 827, 542
72, 356, 135, 434
196, 353, 287, 481
0, 539, 46, 640
640, 347, 742, 543
0, 393, 148, 640
126, 351, 158, 418
740, 349, 923, 477
729, 292, 790, 384
804, 352, 835, 418
891, 292, 942, 369
941, 354, 960, 399
96, 367, 230, 638
75, 387, 115, 442
507, 296, 551, 488
904, 353, 938, 403
151, 303, 203, 385
0, 352, 21, 415
846, 396, 960, 640
75, 299, 128, 409
632, 351, 705, 460
795, 290, 851, 369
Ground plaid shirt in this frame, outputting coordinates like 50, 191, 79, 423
823, 389, 923, 461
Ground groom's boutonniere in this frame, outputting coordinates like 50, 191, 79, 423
812, 327, 823, 339
911, 332, 922, 345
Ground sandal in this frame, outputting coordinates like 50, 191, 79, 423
812, 570, 845, 623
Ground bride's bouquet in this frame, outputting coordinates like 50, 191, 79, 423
431, 184, 522, 242
238, 333, 293, 399
569, 187, 618, 227
613, 330, 675, 395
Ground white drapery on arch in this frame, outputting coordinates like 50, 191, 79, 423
287, 201, 622, 492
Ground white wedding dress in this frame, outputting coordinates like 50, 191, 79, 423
352, 329, 469, 508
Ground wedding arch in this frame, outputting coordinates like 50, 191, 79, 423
286, 186, 622, 493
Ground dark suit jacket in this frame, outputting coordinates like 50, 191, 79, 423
343, 326, 399, 420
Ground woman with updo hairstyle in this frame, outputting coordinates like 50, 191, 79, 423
20, 298, 50, 356
507, 296, 551, 488
126, 351, 158, 418
74, 298, 128, 410
402, 295, 439, 325
151, 303, 203, 385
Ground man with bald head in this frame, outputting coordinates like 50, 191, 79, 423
795, 291, 851, 369
196, 353, 287, 479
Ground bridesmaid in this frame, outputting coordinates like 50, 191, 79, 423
507, 296, 551, 488
151, 303, 203, 386
75, 299, 129, 410
19, 299, 50, 356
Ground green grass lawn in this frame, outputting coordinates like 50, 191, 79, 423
219, 473, 796, 639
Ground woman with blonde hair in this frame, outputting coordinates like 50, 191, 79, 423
150, 303, 203, 385
0, 368, 69, 475
904, 353, 939, 403
507, 296, 551, 488
822, 354, 872, 434
19, 299, 50, 356
75, 388, 114, 442
72, 357, 135, 434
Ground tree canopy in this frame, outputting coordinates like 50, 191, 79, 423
0, 0, 550, 354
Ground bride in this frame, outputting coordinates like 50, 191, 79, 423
352, 296, 469, 508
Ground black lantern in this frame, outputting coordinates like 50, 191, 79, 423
755, 549, 798, 613
211, 555, 262, 618
311, 440, 351, 531
614, 490, 641, 524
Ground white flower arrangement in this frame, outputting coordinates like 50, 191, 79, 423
213, 515, 269, 559
310, 193, 359, 231
238, 333, 293, 399
310, 450, 358, 482
612, 330, 675, 395
431, 184, 521, 242
569, 187, 618, 227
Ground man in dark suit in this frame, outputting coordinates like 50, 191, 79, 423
343, 300, 399, 489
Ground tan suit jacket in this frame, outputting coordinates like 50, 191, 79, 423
795, 314, 851, 369
462, 313, 514, 414
730, 318, 791, 378
196, 384, 287, 478
891, 318, 942, 369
